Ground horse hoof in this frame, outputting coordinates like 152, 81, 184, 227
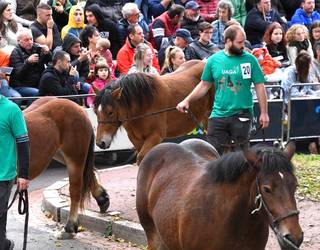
55, 230, 76, 240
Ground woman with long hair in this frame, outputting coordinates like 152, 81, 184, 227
310, 20, 320, 53
263, 22, 289, 67
285, 24, 314, 65
0, 1, 18, 53
128, 43, 159, 75
281, 51, 318, 103
160, 46, 185, 75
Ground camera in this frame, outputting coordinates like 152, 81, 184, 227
34, 44, 42, 55
80, 47, 87, 53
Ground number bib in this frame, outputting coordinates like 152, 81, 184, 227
240, 63, 251, 79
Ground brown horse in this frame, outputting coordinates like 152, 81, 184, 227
94, 60, 212, 164
137, 139, 304, 250
23, 98, 110, 238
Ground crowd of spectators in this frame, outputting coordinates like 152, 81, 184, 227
0, 0, 320, 110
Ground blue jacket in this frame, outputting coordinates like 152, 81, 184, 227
148, 0, 187, 18
291, 8, 320, 29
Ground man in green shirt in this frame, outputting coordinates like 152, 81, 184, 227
0, 95, 30, 250
177, 25, 269, 155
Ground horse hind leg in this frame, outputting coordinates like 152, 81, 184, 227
90, 172, 110, 213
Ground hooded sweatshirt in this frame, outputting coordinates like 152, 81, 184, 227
61, 5, 86, 40
85, 4, 120, 58
55, 33, 90, 83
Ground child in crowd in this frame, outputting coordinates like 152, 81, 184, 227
96, 38, 116, 78
128, 43, 159, 75
160, 46, 186, 75
87, 60, 112, 107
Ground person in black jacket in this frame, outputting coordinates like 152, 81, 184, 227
54, 33, 90, 85
84, 3, 120, 58
181, 1, 204, 40
47, 0, 76, 31
244, 0, 287, 48
39, 50, 79, 98
9, 28, 51, 99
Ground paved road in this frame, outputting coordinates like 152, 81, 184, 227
6, 160, 140, 250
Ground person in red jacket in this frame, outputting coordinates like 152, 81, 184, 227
117, 24, 160, 75
148, 4, 185, 50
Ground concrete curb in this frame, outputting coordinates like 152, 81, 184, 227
41, 170, 147, 246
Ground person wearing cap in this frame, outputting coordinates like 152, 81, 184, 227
177, 25, 269, 155
181, 1, 204, 39
158, 28, 196, 68
148, 4, 185, 51
190, 22, 218, 60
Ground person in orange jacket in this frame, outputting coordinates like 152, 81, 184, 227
117, 23, 160, 75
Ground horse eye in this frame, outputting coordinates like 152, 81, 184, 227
263, 186, 272, 194
107, 111, 113, 116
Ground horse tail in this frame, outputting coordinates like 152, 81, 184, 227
80, 130, 96, 210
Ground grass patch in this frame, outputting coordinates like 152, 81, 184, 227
293, 154, 320, 201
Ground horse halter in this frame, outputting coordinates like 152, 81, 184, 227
251, 177, 301, 250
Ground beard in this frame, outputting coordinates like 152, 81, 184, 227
228, 45, 244, 56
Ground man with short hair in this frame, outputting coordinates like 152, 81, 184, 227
39, 51, 79, 97
181, 1, 204, 39
55, 33, 90, 88
117, 24, 160, 74
177, 25, 269, 155
117, 3, 149, 46
0, 94, 30, 250
244, 0, 287, 47
148, 4, 185, 50
158, 28, 195, 67
10, 28, 51, 99
189, 22, 217, 60
291, 0, 320, 29
30, 3, 61, 50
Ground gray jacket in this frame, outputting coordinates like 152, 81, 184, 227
189, 40, 217, 60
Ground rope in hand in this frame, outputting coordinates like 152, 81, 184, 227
0, 188, 29, 250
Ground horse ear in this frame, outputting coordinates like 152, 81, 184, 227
243, 149, 261, 170
112, 87, 122, 100
283, 140, 296, 161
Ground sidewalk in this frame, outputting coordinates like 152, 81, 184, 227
42, 164, 320, 250
42, 165, 147, 246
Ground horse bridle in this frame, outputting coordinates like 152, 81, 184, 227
97, 107, 205, 132
251, 177, 301, 250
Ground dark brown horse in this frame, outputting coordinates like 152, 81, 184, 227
94, 60, 212, 164
137, 139, 303, 250
23, 98, 109, 238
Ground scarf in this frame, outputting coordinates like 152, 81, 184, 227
289, 40, 310, 53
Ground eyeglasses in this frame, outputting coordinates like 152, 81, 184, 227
131, 12, 140, 17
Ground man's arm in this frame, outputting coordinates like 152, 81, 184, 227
177, 80, 212, 112
254, 83, 269, 128
16, 134, 30, 191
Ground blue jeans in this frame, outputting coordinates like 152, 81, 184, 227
14, 87, 39, 105
0, 180, 14, 250
0, 80, 21, 98
207, 112, 252, 155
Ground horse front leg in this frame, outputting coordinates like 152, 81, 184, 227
136, 133, 163, 165
90, 173, 110, 213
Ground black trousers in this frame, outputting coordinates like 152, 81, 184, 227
0, 180, 13, 250
207, 113, 252, 156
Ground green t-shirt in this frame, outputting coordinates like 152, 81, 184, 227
0, 96, 28, 181
201, 50, 265, 118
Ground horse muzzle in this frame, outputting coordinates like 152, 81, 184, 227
96, 134, 112, 149
278, 231, 304, 250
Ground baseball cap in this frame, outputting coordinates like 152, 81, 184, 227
185, 1, 201, 10
176, 28, 193, 44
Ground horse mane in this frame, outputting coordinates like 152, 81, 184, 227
94, 73, 158, 109
207, 145, 294, 183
